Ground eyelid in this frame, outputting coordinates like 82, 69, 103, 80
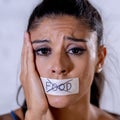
33, 43, 50, 51
34, 47, 52, 56
66, 43, 86, 50
66, 47, 87, 55
67, 47, 87, 52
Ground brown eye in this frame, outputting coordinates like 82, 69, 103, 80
67, 47, 86, 55
34, 47, 51, 56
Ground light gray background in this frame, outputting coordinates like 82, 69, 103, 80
0, 0, 120, 115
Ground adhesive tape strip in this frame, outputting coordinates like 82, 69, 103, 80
41, 77, 79, 96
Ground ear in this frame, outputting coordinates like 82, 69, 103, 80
96, 45, 107, 73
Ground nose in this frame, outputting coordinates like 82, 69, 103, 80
52, 68, 66, 74
50, 53, 72, 75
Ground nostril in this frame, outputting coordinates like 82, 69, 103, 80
61, 70, 66, 73
52, 69, 66, 74
52, 70, 56, 73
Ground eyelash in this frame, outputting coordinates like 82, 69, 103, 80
34, 47, 86, 56
34, 48, 51, 56
67, 47, 86, 55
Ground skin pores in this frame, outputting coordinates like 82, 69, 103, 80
30, 15, 98, 108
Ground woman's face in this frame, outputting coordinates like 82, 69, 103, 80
30, 15, 101, 108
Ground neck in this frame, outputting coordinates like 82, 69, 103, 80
50, 93, 94, 120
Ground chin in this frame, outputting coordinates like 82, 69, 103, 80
46, 94, 77, 108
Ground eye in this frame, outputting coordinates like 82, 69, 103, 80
67, 47, 86, 55
34, 47, 51, 56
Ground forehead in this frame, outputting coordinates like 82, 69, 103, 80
41, 15, 85, 23
37, 15, 90, 30
30, 15, 96, 41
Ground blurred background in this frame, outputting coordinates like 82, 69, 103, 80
0, 0, 120, 115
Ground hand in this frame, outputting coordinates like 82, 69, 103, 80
20, 32, 54, 120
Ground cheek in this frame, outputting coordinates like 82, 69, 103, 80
73, 56, 96, 94
35, 57, 49, 76
80, 65, 95, 89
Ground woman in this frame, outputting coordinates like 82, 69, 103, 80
0, 0, 119, 119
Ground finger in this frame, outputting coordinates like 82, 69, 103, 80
20, 32, 31, 107
26, 32, 36, 74
26, 32, 46, 96
20, 32, 28, 83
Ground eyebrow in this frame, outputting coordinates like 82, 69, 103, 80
32, 36, 87, 44
64, 36, 87, 42
32, 39, 49, 44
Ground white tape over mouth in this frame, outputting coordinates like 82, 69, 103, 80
41, 77, 79, 96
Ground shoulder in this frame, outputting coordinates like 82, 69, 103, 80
106, 111, 120, 120
0, 113, 13, 120
0, 108, 24, 120
92, 105, 119, 120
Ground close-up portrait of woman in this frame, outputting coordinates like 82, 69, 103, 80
0, 0, 120, 120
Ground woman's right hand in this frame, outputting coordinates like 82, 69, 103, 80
20, 32, 54, 120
